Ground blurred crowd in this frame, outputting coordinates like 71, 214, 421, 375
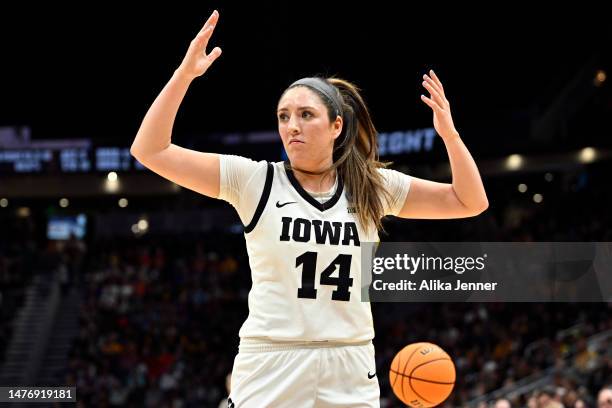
1, 161, 611, 407
64, 233, 249, 407
60, 231, 611, 407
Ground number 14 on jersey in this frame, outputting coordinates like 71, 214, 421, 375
296, 252, 353, 301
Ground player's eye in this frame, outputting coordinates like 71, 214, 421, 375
278, 113, 288, 121
302, 111, 313, 118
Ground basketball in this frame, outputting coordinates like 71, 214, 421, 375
389, 342, 456, 407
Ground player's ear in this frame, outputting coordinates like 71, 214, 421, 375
332, 115, 343, 140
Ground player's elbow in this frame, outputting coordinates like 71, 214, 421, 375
453, 190, 488, 217
130, 140, 170, 162
130, 144, 152, 164
459, 197, 488, 218
130, 145, 140, 159
130, 143, 145, 160
471, 198, 489, 215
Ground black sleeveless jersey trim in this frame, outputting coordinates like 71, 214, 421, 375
283, 160, 344, 212
244, 162, 274, 233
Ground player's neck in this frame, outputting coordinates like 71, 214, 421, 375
292, 168, 337, 193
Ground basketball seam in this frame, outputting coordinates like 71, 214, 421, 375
409, 357, 454, 405
388, 369, 455, 385
399, 346, 421, 406
391, 348, 402, 390
409, 375, 435, 405
409, 357, 453, 378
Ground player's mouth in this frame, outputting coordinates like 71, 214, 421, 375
289, 139, 304, 145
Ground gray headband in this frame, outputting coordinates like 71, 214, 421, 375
289, 77, 343, 118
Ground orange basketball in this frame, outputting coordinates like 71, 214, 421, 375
389, 342, 456, 407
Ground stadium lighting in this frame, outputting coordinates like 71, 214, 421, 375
17, 207, 30, 217
118, 198, 128, 208
104, 177, 120, 193
518, 184, 528, 193
131, 218, 149, 236
506, 154, 523, 170
533, 193, 543, 203
59, 198, 69, 208
137, 219, 149, 231
107, 172, 118, 181
0, 198, 8, 207
579, 147, 596, 163
594, 70, 606, 87
544, 173, 554, 182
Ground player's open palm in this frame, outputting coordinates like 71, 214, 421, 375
177, 10, 222, 80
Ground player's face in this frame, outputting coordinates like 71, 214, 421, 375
277, 87, 342, 170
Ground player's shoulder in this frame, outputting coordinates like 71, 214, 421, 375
221, 154, 268, 170
376, 166, 399, 176
376, 166, 411, 181
376, 166, 399, 183
270, 160, 286, 172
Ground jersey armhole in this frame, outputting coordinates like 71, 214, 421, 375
244, 162, 274, 233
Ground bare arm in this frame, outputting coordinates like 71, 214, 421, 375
130, 10, 223, 198
398, 70, 488, 219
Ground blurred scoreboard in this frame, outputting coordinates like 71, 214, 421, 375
0, 144, 145, 174
0, 126, 440, 174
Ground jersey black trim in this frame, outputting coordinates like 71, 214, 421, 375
283, 160, 344, 212
244, 162, 274, 233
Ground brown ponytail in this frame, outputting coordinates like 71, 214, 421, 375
327, 78, 392, 233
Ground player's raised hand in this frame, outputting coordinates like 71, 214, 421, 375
420, 70, 459, 140
176, 10, 222, 80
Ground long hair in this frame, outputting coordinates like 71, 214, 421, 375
283, 77, 392, 233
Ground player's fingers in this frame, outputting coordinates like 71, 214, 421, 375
207, 47, 222, 64
420, 94, 441, 112
429, 69, 446, 97
189, 26, 214, 56
422, 81, 445, 108
422, 75, 442, 99
423, 74, 448, 105
198, 10, 219, 35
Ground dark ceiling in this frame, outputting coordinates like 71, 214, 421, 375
1, 2, 610, 149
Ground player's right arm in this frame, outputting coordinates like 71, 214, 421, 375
130, 10, 223, 199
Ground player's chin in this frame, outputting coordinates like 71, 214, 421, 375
285, 148, 308, 165
286, 142, 306, 155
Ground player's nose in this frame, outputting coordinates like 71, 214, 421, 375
287, 114, 300, 134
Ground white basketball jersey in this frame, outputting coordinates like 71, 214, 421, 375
238, 161, 380, 342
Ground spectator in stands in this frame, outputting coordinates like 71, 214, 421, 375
598, 385, 612, 408
495, 398, 512, 408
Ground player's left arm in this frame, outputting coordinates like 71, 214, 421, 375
397, 70, 488, 220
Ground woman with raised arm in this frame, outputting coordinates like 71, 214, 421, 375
131, 9, 488, 407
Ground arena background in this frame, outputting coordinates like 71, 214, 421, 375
1, 2, 611, 407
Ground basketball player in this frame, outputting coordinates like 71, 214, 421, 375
130, 10, 488, 407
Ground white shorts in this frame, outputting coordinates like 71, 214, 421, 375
228, 339, 380, 408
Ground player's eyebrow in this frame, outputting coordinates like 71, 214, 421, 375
277, 105, 317, 113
